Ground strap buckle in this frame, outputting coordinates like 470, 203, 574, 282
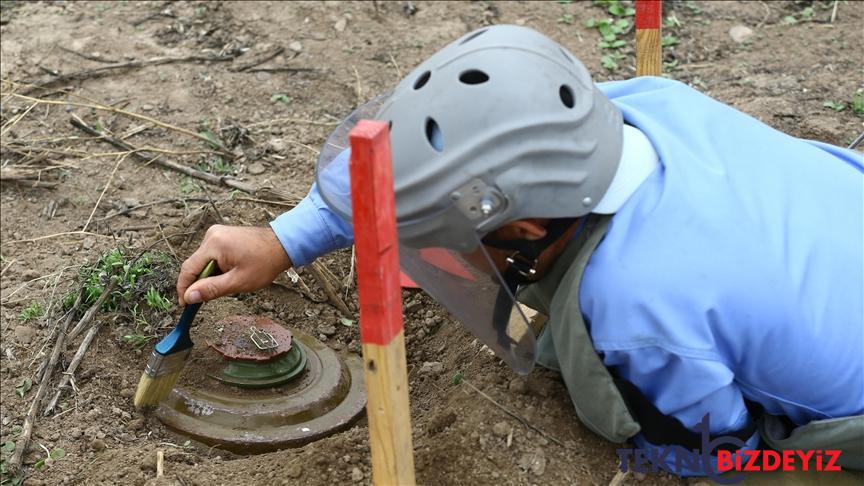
505, 252, 538, 279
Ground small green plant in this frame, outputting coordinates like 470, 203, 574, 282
122, 333, 154, 349
179, 177, 199, 195
33, 447, 65, 471
823, 100, 846, 112
145, 286, 172, 311
15, 378, 32, 398
661, 35, 680, 47
19, 302, 44, 322
271, 93, 292, 104
198, 128, 221, 150
851, 90, 864, 116
196, 156, 234, 176
452, 372, 465, 386
557, 13, 574, 24
783, 6, 816, 25
1, 440, 22, 486
79, 248, 171, 312
663, 14, 682, 29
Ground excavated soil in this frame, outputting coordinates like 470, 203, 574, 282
1, 1, 861, 485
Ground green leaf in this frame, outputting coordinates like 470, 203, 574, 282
823, 101, 846, 112
1, 441, 15, 454
585, 18, 597, 28
852, 90, 864, 115
662, 35, 680, 47
198, 129, 221, 149
15, 378, 32, 398
782, 15, 798, 25
800, 7, 814, 19
557, 13, 574, 24
339, 317, 355, 327
452, 372, 464, 385
271, 93, 292, 104
49, 448, 66, 460
608, 3, 625, 16
624, 6, 635, 16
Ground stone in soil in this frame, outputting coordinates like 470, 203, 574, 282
419, 361, 443, 375
729, 25, 754, 43
247, 162, 267, 175
286, 463, 302, 478
318, 324, 337, 336
90, 438, 107, 451
508, 377, 529, 395
13, 325, 37, 344
518, 448, 547, 476
351, 467, 363, 482
492, 421, 509, 437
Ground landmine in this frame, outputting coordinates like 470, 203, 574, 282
155, 315, 366, 454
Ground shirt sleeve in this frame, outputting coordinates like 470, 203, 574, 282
602, 347, 759, 476
269, 181, 355, 267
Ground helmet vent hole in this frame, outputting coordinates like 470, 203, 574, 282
459, 29, 488, 45
459, 69, 489, 85
414, 71, 431, 90
559, 85, 575, 109
425, 118, 443, 152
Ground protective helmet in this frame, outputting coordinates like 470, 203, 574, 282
316, 25, 623, 374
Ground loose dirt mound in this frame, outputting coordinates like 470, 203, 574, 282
1, 1, 861, 485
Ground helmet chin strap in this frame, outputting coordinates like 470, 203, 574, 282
483, 216, 591, 357
483, 216, 589, 289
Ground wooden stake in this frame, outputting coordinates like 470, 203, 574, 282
349, 120, 416, 485
636, 0, 663, 76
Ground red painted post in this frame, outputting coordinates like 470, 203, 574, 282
348, 120, 416, 485
636, 0, 663, 76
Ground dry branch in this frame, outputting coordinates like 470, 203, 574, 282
308, 261, 352, 316
43, 316, 104, 415
7, 292, 83, 475
230, 46, 286, 72
69, 115, 258, 194
67, 278, 118, 341
21, 54, 237, 94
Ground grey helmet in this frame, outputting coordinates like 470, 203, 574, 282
376, 24, 623, 252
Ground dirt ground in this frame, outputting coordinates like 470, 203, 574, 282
1, 1, 861, 485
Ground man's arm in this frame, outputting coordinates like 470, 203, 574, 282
177, 150, 355, 304
602, 347, 759, 476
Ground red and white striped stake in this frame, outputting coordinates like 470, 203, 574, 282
636, 0, 663, 76
349, 120, 416, 485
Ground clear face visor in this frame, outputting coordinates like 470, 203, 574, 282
316, 97, 536, 375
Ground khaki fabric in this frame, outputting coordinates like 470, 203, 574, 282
517, 215, 864, 465
519, 215, 640, 443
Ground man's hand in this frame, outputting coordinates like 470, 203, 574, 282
176, 225, 293, 305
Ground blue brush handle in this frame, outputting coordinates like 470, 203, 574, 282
154, 260, 217, 355
155, 303, 201, 354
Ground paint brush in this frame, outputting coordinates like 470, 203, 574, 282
133, 260, 217, 408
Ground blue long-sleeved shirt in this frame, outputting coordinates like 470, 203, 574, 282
271, 77, 864, 473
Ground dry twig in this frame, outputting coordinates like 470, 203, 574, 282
308, 261, 352, 316
20, 54, 237, 94
8, 93, 231, 153
69, 115, 258, 194
461, 379, 566, 448
8, 292, 83, 475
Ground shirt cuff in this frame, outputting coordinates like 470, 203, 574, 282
269, 184, 354, 267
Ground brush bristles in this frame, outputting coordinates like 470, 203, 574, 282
133, 369, 182, 408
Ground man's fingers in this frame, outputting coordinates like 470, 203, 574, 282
184, 272, 236, 304
177, 250, 218, 305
